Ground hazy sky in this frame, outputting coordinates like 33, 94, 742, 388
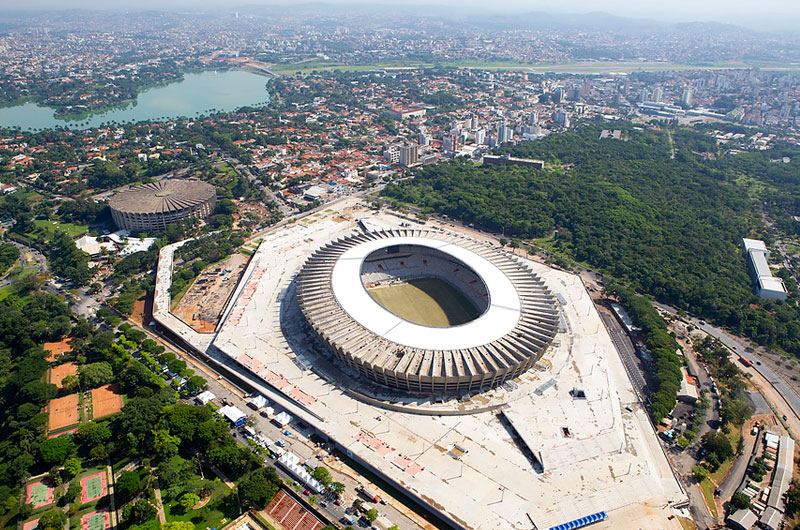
3, 0, 799, 31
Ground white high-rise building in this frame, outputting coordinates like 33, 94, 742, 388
653, 87, 663, 103
529, 111, 539, 126
681, 86, 693, 107
553, 109, 570, 128
475, 129, 486, 145
418, 132, 431, 146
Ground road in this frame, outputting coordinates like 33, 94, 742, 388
653, 301, 800, 438
0, 240, 47, 288
224, 156, 293, 218
718, 427, 762, 502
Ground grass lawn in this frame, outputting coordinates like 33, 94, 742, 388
367, 277, 479, 327
699, 478, 718, 518
30, 219, 88, 239
677, 516, 697, 530
0, 284, 14, 302
163, 478, 235, 530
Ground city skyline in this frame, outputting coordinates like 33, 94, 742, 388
1, 0, 799, 32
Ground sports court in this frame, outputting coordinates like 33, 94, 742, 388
43, 339, 72, 362
81, 510, 109, 530
48, 393, 79, 431
50, 362, 78, 389
80, 472, 107, 504
91, 383, 123, 418
26, 480, 52, 508
22, 518, 39, 530
367, 277, 479, 327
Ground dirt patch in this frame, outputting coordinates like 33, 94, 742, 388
43, 338, 73, 362
50, 362, 78, 389
129, 299, 146, 326
91, 383, 124, 418
49, 393, 79, 431
172, 252, 249, 333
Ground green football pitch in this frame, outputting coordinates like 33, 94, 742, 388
367, 277, 480, 327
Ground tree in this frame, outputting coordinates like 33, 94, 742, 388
80, 362, 113, 388
692, 465, 707, 483
64, 457, 81, 477
185, 375, 207, 393
179, 492, 200, 512
701, 431, 733, 471
237, 467, 280, 507
786, 480, 800, 516
366, 508, 379, 522
352, 498, 364, 511
61, 374, 79, 391
39, 437, 73, 464
37, 509, 67, 530
330, 481, 345, 495
66, 480, 82, 503
76, 421, 112, 447
313, 466, 331, 486
730, 491, 751, 511
126, 499, 157, 525
162, 523, 194, 530
116, 471, 141, 503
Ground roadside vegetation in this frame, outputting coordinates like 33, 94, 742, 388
382, 122, 800, 359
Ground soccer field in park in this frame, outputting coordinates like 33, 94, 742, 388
367, 277, 480, 327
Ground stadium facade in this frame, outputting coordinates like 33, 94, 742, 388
109, 179, 216, 232
296, 229, 559, 394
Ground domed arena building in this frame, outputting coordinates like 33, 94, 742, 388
109, 179, 216, 232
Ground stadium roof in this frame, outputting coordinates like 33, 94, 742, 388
331, 235, 520, 350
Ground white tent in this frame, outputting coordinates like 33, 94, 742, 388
278, 452, 324, 493
195, 390, 216, 405
273, 411, 293, 427
248, 395, 268, 410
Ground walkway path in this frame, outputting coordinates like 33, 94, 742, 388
152, 476, 167, 525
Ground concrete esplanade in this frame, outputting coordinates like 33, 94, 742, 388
109, 179, 217, 232
296, 229, 559, 395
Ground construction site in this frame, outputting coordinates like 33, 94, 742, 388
153, 201, 689, 530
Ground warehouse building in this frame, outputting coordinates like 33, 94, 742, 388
743, 238, 787, 300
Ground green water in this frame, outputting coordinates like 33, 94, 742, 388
0, 70, 270, 131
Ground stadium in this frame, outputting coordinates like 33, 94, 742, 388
296, 229, 559, 395
109, 179, 217, 232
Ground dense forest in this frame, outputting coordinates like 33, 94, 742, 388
382, 123, 800, 357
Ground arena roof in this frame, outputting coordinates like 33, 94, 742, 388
108, 179, 216, 215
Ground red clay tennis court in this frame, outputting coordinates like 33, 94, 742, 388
91, 383, 123, 418
50, 362, 78, 389
48, 393, 79, 431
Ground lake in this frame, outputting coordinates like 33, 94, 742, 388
0, 69, 270, 131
